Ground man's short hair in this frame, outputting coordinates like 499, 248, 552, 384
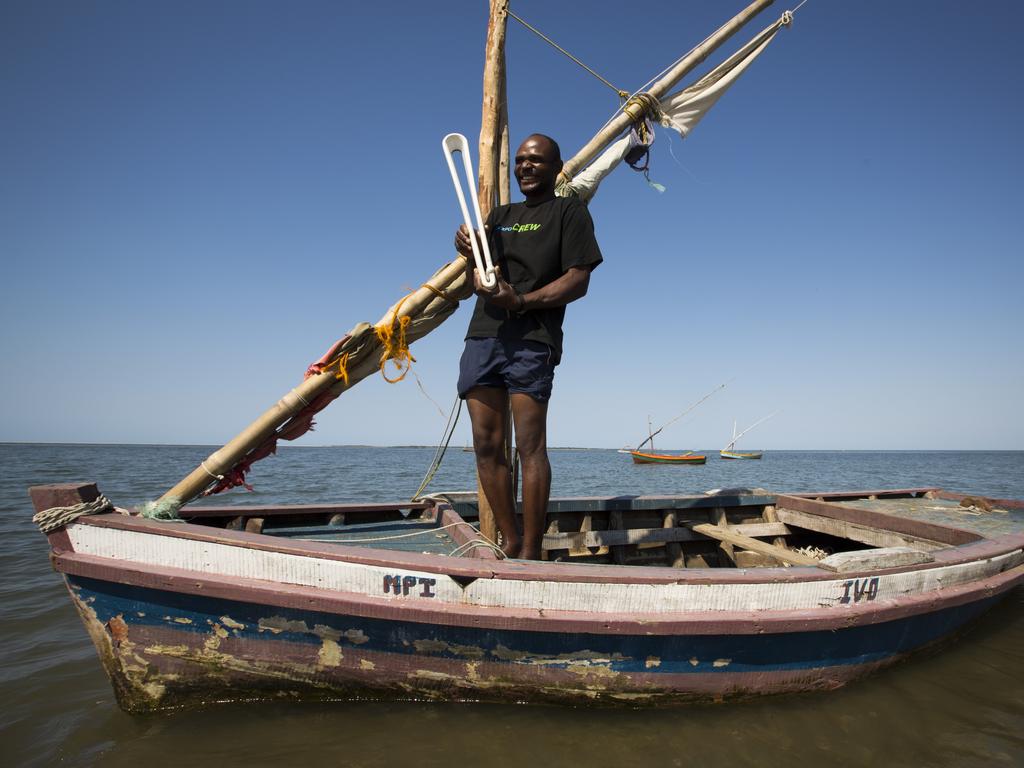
527, 133, 562, 164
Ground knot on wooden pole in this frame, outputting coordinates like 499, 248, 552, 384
375, 295, 416, 384
622, 92, 661, 124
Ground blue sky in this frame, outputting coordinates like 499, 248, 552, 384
2, 0, 1022, 450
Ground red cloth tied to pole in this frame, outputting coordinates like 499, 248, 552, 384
200, 335, 351, 497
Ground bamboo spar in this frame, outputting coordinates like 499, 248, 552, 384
157, 256, 471, 508
558, 0, 774, 186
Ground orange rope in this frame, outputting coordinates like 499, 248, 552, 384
375, 294, 416, 383
330, 352, 350, 386
320, 280, 455, 389
422, 282, 458, 304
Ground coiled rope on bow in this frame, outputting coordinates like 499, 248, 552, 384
33, 495, 121, 534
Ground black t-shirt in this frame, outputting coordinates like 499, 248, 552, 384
465, 196, 603, 363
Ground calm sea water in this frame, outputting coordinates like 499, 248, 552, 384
2, 444, 1022, 767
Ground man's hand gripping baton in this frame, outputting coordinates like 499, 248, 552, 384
442, 133, 497, 290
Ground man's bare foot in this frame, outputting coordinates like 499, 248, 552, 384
500, 536, 522, 559
518, 545, 542, 561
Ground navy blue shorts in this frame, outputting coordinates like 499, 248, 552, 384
457, 337, 556, 402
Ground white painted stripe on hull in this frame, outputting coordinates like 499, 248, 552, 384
67, 525, 1022, 614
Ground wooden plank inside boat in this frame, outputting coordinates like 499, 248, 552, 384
542, 523, 790, 551
762, 504, 791, 551
534, 496, 828, 568
690, 523, 825, 568
710, 506, 736, 566
608, 510, 630, 564
443, 492, 1008, 570
775, 506, 947, 551
663, 510, 685, 567
820, 547, 935, 573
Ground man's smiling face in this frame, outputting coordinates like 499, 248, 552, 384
514, 135, 561, 201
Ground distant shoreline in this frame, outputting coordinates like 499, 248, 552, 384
1, 442, 1022, 452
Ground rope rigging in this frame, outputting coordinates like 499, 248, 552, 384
591, 3, 809, 144
411, 395, 463, 501
636, 382, 728, 451
507, 8, 629, 100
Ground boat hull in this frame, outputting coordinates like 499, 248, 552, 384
630, 451, 707, 465
721, 450, 763, 460
34, 485, 1024, 712
62, 570, 1017, 711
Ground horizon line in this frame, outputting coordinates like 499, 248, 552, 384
2, 441, 1022, 452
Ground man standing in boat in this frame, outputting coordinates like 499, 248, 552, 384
455, 134, 603, 560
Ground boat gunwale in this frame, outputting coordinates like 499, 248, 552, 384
169, 488, 1005, 518
789, 488, 1024, 510
177, 487, 1007, 516
51, 500, 1024, 586
178, 500, 434, 518
54, 549, 1024, 637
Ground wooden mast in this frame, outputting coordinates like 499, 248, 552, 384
558, 0, 774, 186
636, 382, 726, 451
475, 0, 510, 545
479, 0, 510, 214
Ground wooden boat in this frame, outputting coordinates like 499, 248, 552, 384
630, 450, 707, 465
721, 450, 762, 460
628, 385, 726, 466
30, 483, 1024, 712
40, 1, 992, 716
720, 413, 777, 460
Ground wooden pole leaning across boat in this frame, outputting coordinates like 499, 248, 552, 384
558, 0, 774, 186
474, 0, 510, 545
157, 256, 472, 510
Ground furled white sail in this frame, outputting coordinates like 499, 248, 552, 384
659, 13, 791, 138
558, 136, 632, 202
560, 12, 792, 202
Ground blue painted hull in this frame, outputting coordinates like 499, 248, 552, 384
67, 574, 1007, 710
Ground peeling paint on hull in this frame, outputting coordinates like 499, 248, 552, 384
65, 574, 1009, 712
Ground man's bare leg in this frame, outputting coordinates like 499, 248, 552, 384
510, 393, 550, 560
466, 387, 521, 558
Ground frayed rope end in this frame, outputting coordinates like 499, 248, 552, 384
139, 497, 183, 521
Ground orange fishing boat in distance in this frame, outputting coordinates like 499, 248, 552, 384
626, 384, 726, 467
630, 450, 707, 465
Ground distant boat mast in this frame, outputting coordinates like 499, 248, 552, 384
724, 410, 779, 451
636, 382, 727, 451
